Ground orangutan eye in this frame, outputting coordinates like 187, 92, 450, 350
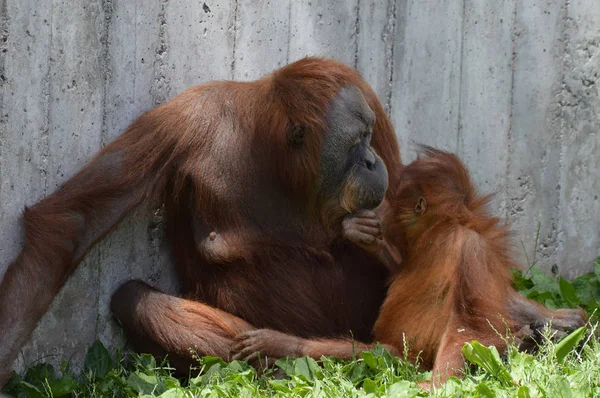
361, 128, 373, 141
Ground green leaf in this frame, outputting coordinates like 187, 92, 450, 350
2, 372, 23, 396
273, 357, 321, 382
268, 379, 292, 393
15, 381, 45, 398
528, 291, 554, 304
18, 364, 56, 396
126, 372, 155, 395
370, 344, 394, 361
513, 268, 534, 292
360, 351, 378, 370
360, 349, 388, 371
48, 375, 78, 397
517, 385, 532, 398
545, 298, 560, 309
572, 277, 594, 305
134, 353, 157, 371
348, 362, 367, 383
305, 356, 323, 380
294, 357, 321, 382
84, 340, 112, 378
25, 363, 55, 386
199, 356, 227, 369
274, 357, 295, 377
548, 375, 572, 398
530, 267, 558, 293
204, 362, 224, 381
386, 380, 419, 398
362, 378, 377, 394
554, 326, 586, 363
559, 276, 579, 307
462, 341, 513, 386
163, 375, 181, 390
127, 372, 167, 395
293, 357, 313, 381
158, 389, 187, 398
226, 360, 246, 374
475, 382, 496, 398
509, 351, 536, 383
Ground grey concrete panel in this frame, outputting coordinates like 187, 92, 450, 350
8, 0, 108, 373
507, 0, 567, 271
390, 0, 464, 162
161, 0, 236, 95
456, 0, 515, 214
0, 0, 52, 266
558, 0, 600, 277
233, 0, 291, 81
95, 0, 180, 355
0, 0, 55, 371
356, 0, 398, 113
288, 0, 359, 65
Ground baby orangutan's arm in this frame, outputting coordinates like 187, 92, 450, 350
342, 208, 402, 273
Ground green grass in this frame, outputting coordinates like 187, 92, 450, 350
5, 258, 600, 398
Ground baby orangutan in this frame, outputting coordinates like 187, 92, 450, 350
232, 147, 587, 387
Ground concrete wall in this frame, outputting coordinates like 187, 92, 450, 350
0, 0, 598, 373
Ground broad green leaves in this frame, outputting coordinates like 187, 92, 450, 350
462, 327, 591, 398
3, 258, 600, 397
514, 257, 600, 317
4, 330, 599, 398
3, 363, 79, 398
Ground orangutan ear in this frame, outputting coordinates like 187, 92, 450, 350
414, 196, 427, 215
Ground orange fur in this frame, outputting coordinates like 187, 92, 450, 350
234, 146, 586, 388
375, 146, 586, 385
0, 57, 402, 384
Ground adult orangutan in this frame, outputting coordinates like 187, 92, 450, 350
0, 57, 403, 383
232, 147, 587, 387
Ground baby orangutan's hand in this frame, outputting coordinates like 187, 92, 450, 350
342, 209, 383, 254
